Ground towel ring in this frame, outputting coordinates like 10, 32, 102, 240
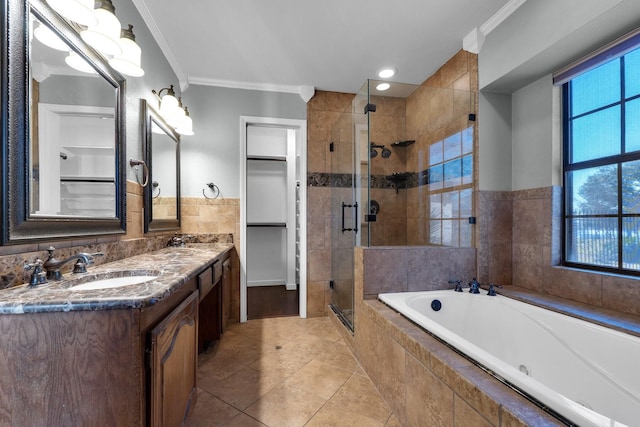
152, 181, 161, 199
203, 182, 220, 199
129, 159, 149, 187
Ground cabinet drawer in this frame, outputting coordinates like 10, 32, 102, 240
213, 259, 222, 284
198, 266, 213, 301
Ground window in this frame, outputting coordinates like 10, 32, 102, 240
429, 126, 473, 247
563, 44, 640, 274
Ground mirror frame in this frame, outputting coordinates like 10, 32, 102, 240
142, 99, 181, 233
1, 0, 126, 244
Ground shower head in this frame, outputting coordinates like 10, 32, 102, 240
370, 142, 391, 159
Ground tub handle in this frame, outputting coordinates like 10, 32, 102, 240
487, 283, 502, 296
448, 279, 463, 292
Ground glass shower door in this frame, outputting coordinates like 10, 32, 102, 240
330, 82, 369, 331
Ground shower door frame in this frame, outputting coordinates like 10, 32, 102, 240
329, 83, 370, 331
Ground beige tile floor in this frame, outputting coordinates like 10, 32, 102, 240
186, 316, 402, 427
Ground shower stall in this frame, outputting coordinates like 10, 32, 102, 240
329, 79, 477, 330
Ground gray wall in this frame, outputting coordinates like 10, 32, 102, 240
511, 76, 561, 191
478, 91, 511, 191
114, 0, 181, 183
479, 0, 638, 93
39, 75, 114, 107
478, 0, 640, 191
118, 1, 307, 198
180, 86, 306, 198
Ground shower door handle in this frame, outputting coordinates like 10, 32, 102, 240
341, 202, 358, 234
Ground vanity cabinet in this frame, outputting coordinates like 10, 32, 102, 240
149, 291, 198, 427
197, 260, 219, 353
0, 276, 200, 426
221, 257, 232, 331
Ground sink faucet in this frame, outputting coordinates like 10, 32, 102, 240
168, 234, 193, 247
43, 246, 104, 280
24, 259, 47, 286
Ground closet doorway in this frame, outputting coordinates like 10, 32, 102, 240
239, 116, 307, 322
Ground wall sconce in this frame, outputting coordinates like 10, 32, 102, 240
109, 25, 144, 77
46, 0, 97, 26
80, 0, 122, 57
40, 0, 145, 78
176, 107, 194, 136
152, 86, 195, 136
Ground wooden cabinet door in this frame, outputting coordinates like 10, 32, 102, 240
149, 290, 199, 427
221, 257, 232, 331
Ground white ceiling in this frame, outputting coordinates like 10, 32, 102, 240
133, 0, 522, 95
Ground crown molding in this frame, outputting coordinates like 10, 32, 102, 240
188, 77, 315, 102
131, 0, 187, 86
480, 0, 528, 35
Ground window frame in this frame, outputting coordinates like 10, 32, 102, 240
562, 50, 640, 276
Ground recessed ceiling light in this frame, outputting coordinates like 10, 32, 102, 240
376, 83, 390, 91
378, 68, 396, 79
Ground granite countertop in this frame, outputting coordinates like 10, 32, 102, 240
0, 243, 233, 315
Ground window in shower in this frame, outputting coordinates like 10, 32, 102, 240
429, 126, 473, 247
561, 40, 640, 275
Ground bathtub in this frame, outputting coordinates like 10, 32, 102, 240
378, 290, 640, 427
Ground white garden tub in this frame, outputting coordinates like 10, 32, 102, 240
378, 290, 640, 427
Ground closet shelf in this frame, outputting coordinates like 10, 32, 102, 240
247, 222, 287, 228
61, 176, 115, 182
247, 155, 286, 162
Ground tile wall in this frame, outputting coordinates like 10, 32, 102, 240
325, 246, 564, 426
480, 186, 640, 317
405, 50, 478, 246
306, 91, 355, 317
368, 95, 410, 245
0, 182, 235, 291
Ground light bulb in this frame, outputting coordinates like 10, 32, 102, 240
65, 51, 96, 74
109, 25, 144, 77
34, 22, 69, 51
176, 109, 194, 136
46, 0, 97, 26
81, 1, 122, 56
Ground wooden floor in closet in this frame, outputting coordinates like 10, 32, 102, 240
247, 285, 299, 319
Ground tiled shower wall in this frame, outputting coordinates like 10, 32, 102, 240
368, 96, 409, 246
304, 50, 479, 316
306, 91, 355, 317
405, 50, 478, 246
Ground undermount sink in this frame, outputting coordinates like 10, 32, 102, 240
69, 273, 159, 291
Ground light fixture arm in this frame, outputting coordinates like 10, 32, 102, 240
152, 84, 176, 101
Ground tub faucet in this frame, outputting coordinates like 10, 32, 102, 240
448, 279, 463, 292
487, 283, 502, 296
43, 246, 104, 280
468, 278, 481, 294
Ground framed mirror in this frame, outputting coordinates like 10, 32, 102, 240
142, 99, 181, 232
1, 0, 126, 244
